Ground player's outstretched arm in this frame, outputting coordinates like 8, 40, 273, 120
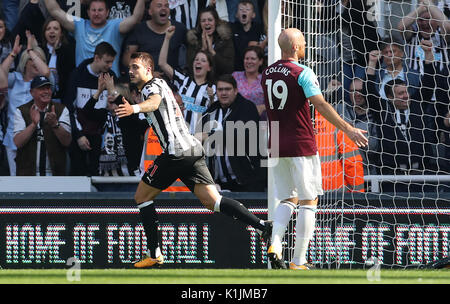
115, 95, 162, 117
309, 94, 368, 148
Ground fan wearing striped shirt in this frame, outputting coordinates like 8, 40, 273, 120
115, 51, 272, 268
159, 25, 216, 135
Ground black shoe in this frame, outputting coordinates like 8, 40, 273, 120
267, 245, 287, 269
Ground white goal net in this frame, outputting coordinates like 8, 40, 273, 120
273, 0, 450, 269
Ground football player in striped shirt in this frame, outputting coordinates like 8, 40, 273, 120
115, 51, 271, 268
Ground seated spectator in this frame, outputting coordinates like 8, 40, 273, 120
64, 41, 117, 176
232, 45, 265, 119
397, 0, 450, 75
44, 0, 145, 76
158, 25, 216, 135
365, 41, 438, 191
368, 38, 421, 101
13, 75, 71, 176
82, 74, 146, 176
122, 0, 187, 76
231, 0, 266, 71
1, 33, 53, 176
199, 74, 265, 192
41, 17, 76, 102
186, 6, 235, 77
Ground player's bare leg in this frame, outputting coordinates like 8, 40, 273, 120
289, 197, 318, 270
194, 183, 272, 243
134, 181, 164, 268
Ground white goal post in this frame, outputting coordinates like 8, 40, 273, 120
267, 0, 450, 269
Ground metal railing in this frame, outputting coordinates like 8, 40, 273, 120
364, 175, 450, 192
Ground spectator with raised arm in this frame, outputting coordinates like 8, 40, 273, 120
365, 41, 438, 190
159, 25, 216, 135
397, 0, 450, 75
1, 32, 53, 175
122, 0, 187, 76
367, 37, 421, 101
44, 0, 145, 76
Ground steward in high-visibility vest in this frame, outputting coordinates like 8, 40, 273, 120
140, 127, 190, 192
315, 110, 365, 192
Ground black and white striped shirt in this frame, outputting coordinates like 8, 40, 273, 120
141, 77, 202, 156
173, 69, 216, 135
405, 26, 450, 75
170, 0, 200, 30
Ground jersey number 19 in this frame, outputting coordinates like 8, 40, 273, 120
265, 79, 288, 110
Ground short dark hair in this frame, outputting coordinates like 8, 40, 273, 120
94, 41, 117, 57
216, 74, 237, 89
244, 45, 264, 60
384, 79, 406, 98
130, 52, 155, 73
87, 0, 109, 10
238, 0, 255, 9
379, 36, 404, 54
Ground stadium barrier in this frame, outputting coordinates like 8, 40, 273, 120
0, 192, 448, 269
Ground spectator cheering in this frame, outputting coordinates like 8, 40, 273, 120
82, 74, 146, 176
41, 17, 76, 102
123, 0, 187, 75
44, 0, 145, 76
13, 75, 71, 176
186, 6, 235, 77
232, 45, 266, 119
64, 41, 118, 176
0, 32, 53, 176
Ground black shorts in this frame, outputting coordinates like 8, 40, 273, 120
141, 153, 215, 192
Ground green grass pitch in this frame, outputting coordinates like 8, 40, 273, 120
0, 268, 449, 284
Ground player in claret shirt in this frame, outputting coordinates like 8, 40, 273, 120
115, 51, 272, 268
261, 28, 368, 270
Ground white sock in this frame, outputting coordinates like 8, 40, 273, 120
147, 247, 161, 258
271, 201, 296, 254
292, 205, 317, 266
213, 195, 222, 212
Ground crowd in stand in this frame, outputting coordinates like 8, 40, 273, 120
0, 0, 268, 192
0, 0, 449, 193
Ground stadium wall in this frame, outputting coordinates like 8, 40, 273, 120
0, 192, 448, 269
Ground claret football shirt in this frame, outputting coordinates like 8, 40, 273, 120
261, 60, 322, 157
